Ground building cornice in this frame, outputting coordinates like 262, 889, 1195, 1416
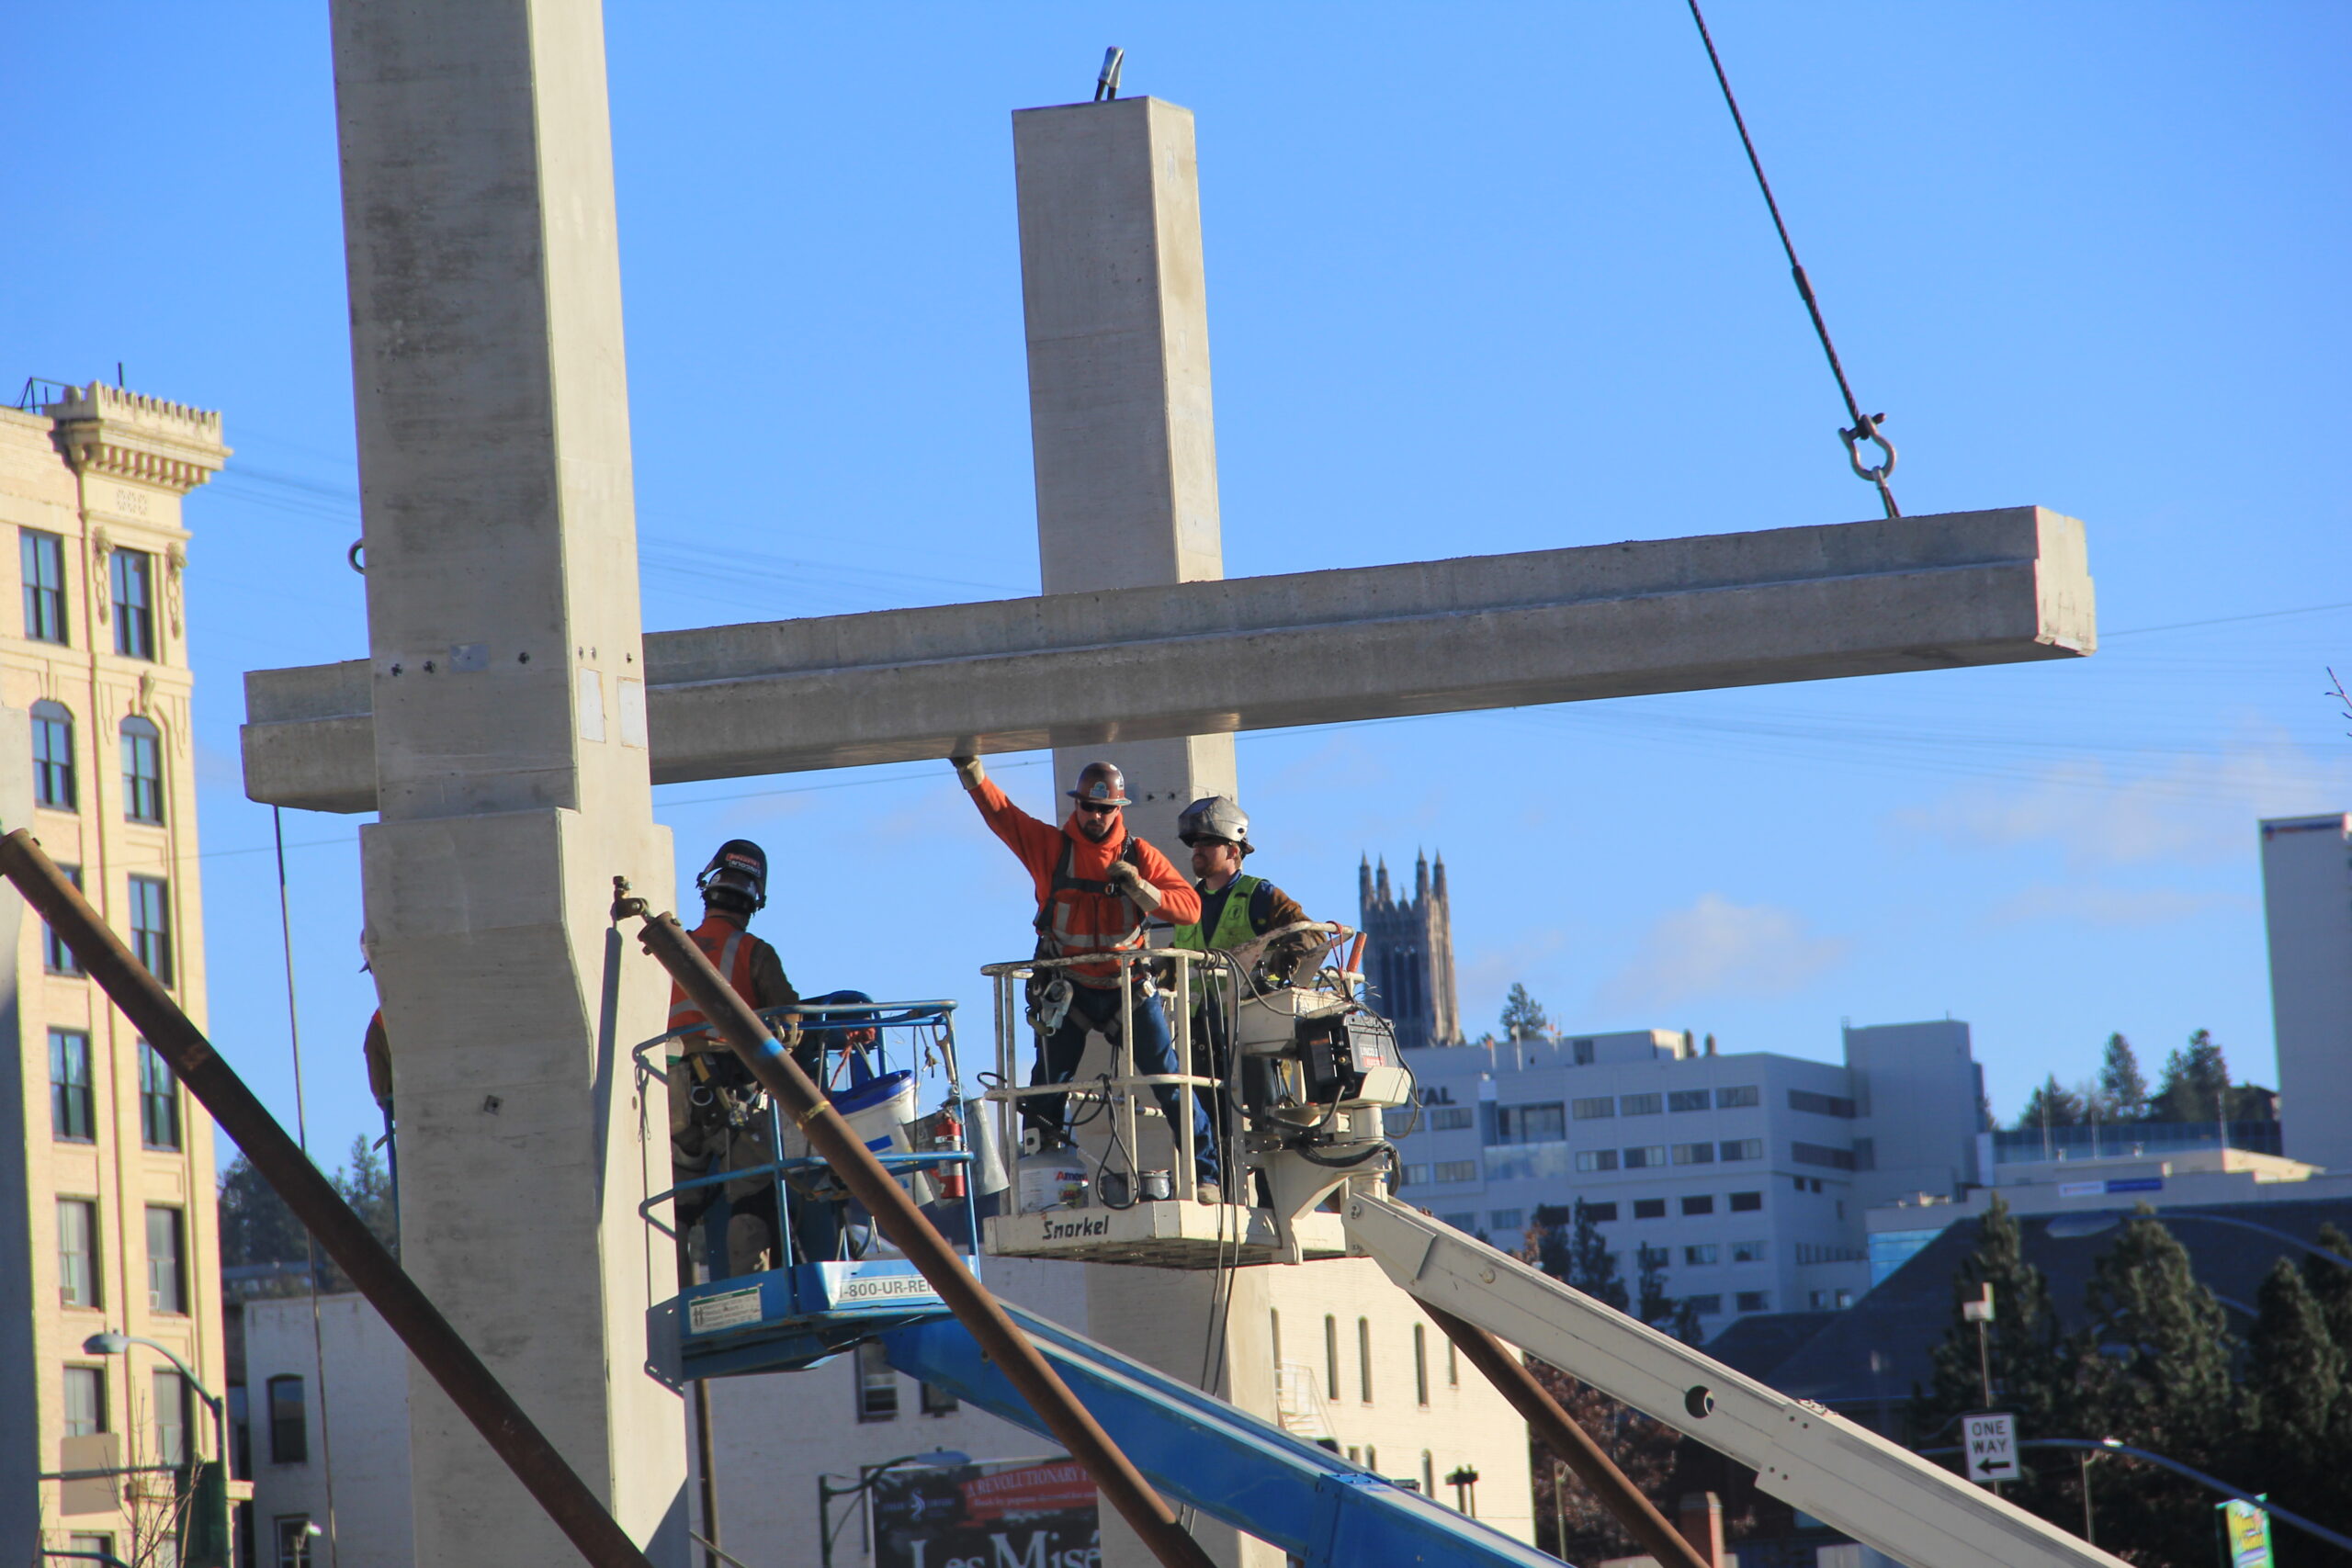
45, 383, 230, 496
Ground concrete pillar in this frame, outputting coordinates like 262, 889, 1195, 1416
329, 4, 684, 1563
1014, 96, 1236, 853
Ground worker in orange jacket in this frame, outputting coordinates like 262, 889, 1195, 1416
668, 840, 800, 1277
952, 754, 1221, 1200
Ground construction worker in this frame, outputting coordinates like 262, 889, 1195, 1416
951, 753, 1221, 1201
1170, 795, 1317, 1160
668, 840, 800, 1279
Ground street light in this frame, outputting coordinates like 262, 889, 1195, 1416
82, 1331, 231, 1565
2043, 1209, 2352, 1269
817, 1450, 970, 1568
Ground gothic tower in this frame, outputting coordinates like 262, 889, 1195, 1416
1358, 849, 1461, 1050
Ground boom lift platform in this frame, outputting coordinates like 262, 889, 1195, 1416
640, 933, 2128, 1568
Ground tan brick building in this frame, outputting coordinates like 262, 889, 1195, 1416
0, 381, 229, 1563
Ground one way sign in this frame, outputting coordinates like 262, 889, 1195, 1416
1963, 1412, 2019, 1484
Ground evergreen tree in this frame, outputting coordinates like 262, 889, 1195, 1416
1530, 1201, 1628, 1313
2152, 1029, 2231, 1122
336, 1135, 399, 1257
1499, 983, 1550, 1043
2305, 1223, 2352, 1352
2241, 1256, 2346, 1521
1634, 1244, 1674, 1328
217, 1152, 308, 1270
2011, 1076, 2087, 1132
2077, 1211, 2236, 1558
2096, 1032, 2148, 1120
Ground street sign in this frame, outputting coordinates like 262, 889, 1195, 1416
1962, 1413, 2018, 1484
2218, 1498, 2274, 1568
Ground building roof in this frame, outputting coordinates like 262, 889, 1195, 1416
1750, 1195, 2352, 1411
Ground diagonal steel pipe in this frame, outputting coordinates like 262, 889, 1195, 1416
0, 829, 658, 1568
617, 886, 1215, 1568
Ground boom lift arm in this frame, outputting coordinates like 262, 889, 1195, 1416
1337, 1193, 2129, 1568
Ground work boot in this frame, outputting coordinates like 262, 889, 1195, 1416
1196, 1182, 1221, 1206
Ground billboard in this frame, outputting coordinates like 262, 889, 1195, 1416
870, 1455, 1099, 1568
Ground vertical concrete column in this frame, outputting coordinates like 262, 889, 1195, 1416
1014, 95, 1263, 1568
330, 4, 684, 1564
1013, 96, 1236, 855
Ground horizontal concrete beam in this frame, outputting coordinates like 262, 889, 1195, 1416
243, 506, 2093, 814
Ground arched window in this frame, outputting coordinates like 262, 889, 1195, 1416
120, 715, 164, 824
1323, 1314, 1340, 1403
31, 701, 74, 809
1413, 1323, 1430, 1406
1358, 1316, 1374, 1403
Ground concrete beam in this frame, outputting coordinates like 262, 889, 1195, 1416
243, 506, 2092, 814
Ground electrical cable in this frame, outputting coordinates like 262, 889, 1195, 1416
1685, 0, 1902, 519
275, 807, 342, 1568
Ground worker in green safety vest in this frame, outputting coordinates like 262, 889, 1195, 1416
1170, 795, 1320, 1184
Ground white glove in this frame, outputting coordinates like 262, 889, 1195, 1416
952, 754, 987, 790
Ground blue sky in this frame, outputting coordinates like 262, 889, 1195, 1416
6, 4, 2348, 1174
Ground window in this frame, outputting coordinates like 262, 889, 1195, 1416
64, 1366, 107, 1436
1683, 1294, 1724, 1315
1494, 1102, 1566, 1145
154, 1369, 191, 1468
1619, 1092, 1662, 1117
32, 700, 74, 808
112, 547, 156, 660
1732, 1239, 1768, 1263
1441, 1213, 1477, 1231
120, 716, 164, 823
58, 1200, 99, 1309
1571, 1096, 1615, 1121
1570, 1037, 1596, 1066
129, 874, 173, 985
1792, 1142, 1857, 1171
1719, 1138, 1763, 1162
1572, 1150, 1618, 1173
1324, 1315, 1340, 1402
1729, 1190, 1764, 1213
920, 1380, 960, 1416
1684, 1245, 1719, 1266
1413, 1324, 1430, 1406
1432, 1160, 1476, 1184
1357, 1318, 1374, 1404
1632, 1199, 1666, 1220
1736, 1292, 1771, 1313
43, 863, 85, 974
22, 529, 67, 643
1400, 1164, 1430, 1187
1421, 1451, 1436, 1497
1672, 1142, 1715, 1166
274, 1516, 314, 1568
1714, 1085, 1759, 1109
1446, 1338, 1458, 1386
1365, 1446, 1377, 1473
854, 1340, 897, 1420
147, 1207, 187, 1314
1487, 1209, 1524, 1232
1795, 1242, 1867, 1265
1583, 1201, 1620, 1223
1427, 1107, 1473, 1131
1668, 1089, 1712, 1112
1623, 1145, 1668, 1169
1789, 1089, 1857, 1118
1681, 1194, 1714, 1217
70, 1539, 116, 1564
140, 1043, 181, 1150
229, 1385, 252, 1480
1270, 1310, 1281, 1371
51, 1029, 94, 1141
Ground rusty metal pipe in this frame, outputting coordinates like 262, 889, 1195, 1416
0, 830, 657, 1568
626, 899, 1216, 1568
1426, 1304, 1712, 1568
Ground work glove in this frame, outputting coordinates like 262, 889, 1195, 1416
952, 753, 987, 790
1106, 859, 1161, 913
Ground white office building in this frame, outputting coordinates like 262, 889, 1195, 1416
2261, 812, 2352, 1172
1390, 1021, 1985, 1336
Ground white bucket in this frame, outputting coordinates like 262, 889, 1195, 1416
1017, 1148, 1090, 1213
835, 1070, 918, 1156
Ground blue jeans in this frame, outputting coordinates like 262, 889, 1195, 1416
1030, 983, 1219, 1188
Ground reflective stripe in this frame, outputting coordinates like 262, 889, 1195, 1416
1033, 835, 1148, 964
1170, 874, 1262, 953
668, 917, 761, 1034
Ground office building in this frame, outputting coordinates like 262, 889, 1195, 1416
1391, 1021, 1985, 1337
2261, 812, 2352, 1171
0, 381, 230, 1562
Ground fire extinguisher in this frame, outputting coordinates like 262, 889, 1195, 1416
934, 1107, 967, 1200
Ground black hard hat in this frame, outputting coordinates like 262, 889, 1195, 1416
1067, 761, 1131, 807
696, 839, 768, 911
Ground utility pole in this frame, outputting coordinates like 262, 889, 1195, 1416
1962, 1284, 1996, 1409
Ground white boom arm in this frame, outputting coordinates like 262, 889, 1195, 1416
1340, 1193, 2126, 1568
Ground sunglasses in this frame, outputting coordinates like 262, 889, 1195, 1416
1075, 801, 1121, 816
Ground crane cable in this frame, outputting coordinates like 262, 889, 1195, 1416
1685, 0, 1903, 519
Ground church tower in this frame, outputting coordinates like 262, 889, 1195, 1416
1358, 850, 1461, 1050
